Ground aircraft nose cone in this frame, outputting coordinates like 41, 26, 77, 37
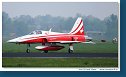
7, 38, 20, 43
7, 39, 16, 43
7, 40, 12, 43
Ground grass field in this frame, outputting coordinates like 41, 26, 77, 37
2, 58, 118, 67
2, 41, 118, 53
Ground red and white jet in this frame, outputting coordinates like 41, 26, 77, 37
7, 17, 94, 53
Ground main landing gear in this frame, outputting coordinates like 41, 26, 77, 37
26, 44, 30, 53
42, 43, 48, 53
68, 43, 74, 53
44, 50, 48, 53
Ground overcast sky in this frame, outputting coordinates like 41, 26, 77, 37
2, 2, 119, 20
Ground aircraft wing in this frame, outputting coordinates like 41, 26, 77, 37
60, 41, 81, 43
48, 41, 81, 44
49, 41, 95, 44
82, 41, 96, 44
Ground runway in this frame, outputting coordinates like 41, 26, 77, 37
2, 52, 118, 58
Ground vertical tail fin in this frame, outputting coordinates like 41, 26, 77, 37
69, 17, 84, 35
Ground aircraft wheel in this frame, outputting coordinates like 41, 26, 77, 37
68, 48, 73, 53
26, 49, 30, 53
44, 50, 48, 53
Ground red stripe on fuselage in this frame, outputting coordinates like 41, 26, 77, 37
22, 33, 85, 40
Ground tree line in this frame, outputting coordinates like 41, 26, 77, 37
2, 12, 118, 40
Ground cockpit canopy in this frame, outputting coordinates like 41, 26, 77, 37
29, 30, 42, 35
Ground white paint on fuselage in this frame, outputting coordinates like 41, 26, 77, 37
7, 30, 67, 43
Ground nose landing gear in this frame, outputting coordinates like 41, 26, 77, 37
26, 44, 30, 53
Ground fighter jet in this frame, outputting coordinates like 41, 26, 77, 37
7, 17, 94, 53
